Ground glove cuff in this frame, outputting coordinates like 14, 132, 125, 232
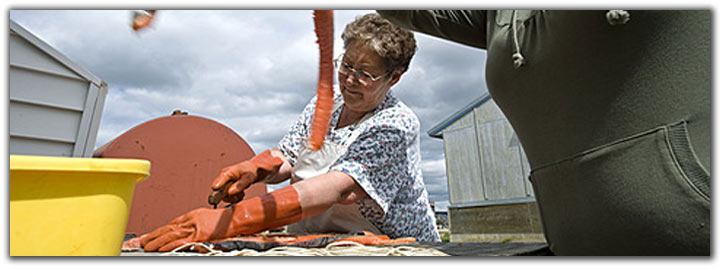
227, 185, 303, 236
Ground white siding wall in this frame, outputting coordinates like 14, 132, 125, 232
9, 23, 106, 157
444, 98, 532, 205
444, 123, 485, 203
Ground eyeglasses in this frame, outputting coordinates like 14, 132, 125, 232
334, 53, 391, 86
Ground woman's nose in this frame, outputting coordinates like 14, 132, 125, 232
344, 72, 359, 85
344, 72, 368, 87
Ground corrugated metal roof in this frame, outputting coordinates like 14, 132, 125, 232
426, 92, 492, 139
9, 19, 103, 85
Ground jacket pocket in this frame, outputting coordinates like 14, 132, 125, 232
528, 120, 710, 255
664, 121, 710, 200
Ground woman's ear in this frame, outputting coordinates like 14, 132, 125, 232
388, 69, 404, 87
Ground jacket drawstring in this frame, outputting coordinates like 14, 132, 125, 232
511, 10, 526, 69
511, 10, 629, 70
606, 10, 630, 25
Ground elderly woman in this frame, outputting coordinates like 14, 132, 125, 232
140, 13, 440, 252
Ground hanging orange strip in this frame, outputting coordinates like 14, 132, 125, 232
308, 10, 334, 151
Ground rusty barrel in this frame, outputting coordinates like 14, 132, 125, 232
94, 111, 266, 235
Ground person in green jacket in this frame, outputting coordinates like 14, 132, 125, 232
377, 10, 710, 255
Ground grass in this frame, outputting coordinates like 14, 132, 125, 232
439, 229, 450, 242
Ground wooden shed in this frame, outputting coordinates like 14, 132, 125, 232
9, 20, 107, 157
428, 93, 545, 243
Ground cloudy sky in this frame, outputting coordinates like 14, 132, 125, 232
9, 9, 489, 211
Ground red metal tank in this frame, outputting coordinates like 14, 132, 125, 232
94, 111, 266, 235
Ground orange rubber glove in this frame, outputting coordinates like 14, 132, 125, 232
141, 185, 302, 252
210, 149, 284, 204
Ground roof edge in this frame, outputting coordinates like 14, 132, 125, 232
10, 19, 104, 86
426, 92, 492, 139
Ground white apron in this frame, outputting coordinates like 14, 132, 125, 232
286, 103, 382, 235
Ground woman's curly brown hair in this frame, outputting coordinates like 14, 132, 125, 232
341, 13, 417, 73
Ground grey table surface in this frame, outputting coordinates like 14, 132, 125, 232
120, 242, 551, 256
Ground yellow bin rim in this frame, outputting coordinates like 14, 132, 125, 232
10, 155, 151, 181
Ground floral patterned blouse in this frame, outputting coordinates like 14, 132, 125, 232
277, 87, 441, 242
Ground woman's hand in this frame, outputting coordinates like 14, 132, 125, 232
209, 149, 285, 204
143, 185, 304, 252
140, 207, 233, 252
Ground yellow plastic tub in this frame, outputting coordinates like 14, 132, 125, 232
10, 155, 150, 256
